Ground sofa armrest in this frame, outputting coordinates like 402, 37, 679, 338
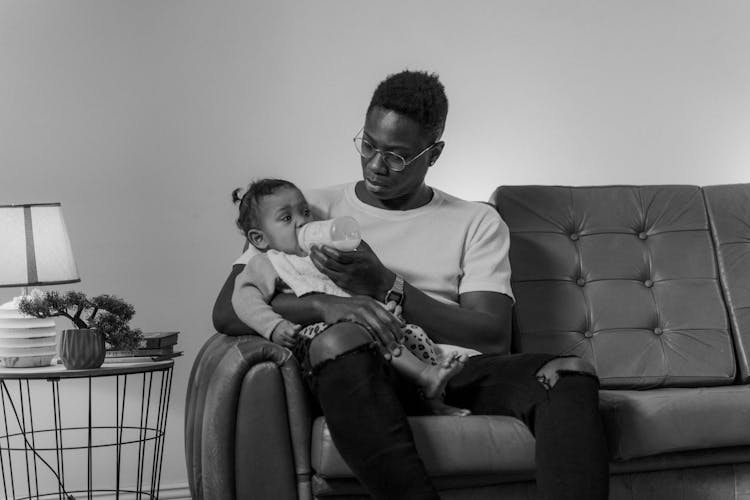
186, 333, 314, 500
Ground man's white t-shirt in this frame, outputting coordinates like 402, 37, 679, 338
234, 182, 514, 355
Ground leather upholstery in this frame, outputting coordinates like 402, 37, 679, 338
309, 386, 750, 475
311, 462, 750, 500
185, 333, 314, 500
704, 184, 750, 382
491, 185, 735, 389
600, 386, 750, 460
312, 415, 535, 478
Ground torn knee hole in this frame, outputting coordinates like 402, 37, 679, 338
535, 357, 596, 389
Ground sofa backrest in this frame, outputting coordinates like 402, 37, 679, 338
492, 185, 735, 389
704, 184, 750, 383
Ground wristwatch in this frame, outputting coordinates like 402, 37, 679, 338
384, 274, 405, 306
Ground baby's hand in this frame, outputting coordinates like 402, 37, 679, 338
270, 320, 301, 348
384, 300, 405, 324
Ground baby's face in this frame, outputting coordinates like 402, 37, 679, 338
256, 186, 314, 255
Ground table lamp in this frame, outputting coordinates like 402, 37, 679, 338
0, 203, 80, 367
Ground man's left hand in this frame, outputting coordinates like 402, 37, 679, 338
309, 240, 394, 298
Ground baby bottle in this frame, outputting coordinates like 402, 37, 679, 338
297, 216, 361, 255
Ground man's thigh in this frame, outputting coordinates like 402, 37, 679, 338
444, 352, 557, 422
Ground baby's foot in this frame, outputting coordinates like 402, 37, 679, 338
418, 352, 471, 416
419, 351, 467, 399
424, 398, 472, 417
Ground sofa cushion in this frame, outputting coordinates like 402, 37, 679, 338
492, 185, 736, 389
311, 415, 535, 479
600, 386, 750, 461
312, 385, 750, 479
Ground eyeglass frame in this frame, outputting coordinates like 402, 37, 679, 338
353, 128, 441, 172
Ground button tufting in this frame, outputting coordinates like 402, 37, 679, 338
644, 280, 653, 288
584, 331, 593, 338
570, 233, 579, 241
576, 278, 586, 286
654, 327, 663, 335
638, 232, 648, 240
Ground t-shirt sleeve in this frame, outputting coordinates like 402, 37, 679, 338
231, 253, 285, 339
458, 209, 514, 301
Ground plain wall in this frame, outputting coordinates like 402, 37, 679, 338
1, 0, 748, 492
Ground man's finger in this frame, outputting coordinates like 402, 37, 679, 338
320, 244, 359, 264
346, 319, 392, 361
350, 307, 391, 345
312, 249, 350, 273
309, 249, 347, 277
353, 319, 399, 362
356, 240, 373, 252
373, 306, 405, 341
361, 307, 402, 351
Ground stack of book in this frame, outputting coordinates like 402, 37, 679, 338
105, 331, 182, 363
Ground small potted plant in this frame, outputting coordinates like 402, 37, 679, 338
18, 290, 143, 369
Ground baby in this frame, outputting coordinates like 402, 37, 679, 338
231, 178, 470, 416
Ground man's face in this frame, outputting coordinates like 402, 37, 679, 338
250, 186, 313, 256
359, 106, 438, 208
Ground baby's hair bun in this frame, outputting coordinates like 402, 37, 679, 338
231, 187, 245, 204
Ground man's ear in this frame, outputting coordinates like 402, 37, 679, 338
247, 229, 269, 250
428, 141, 445, 166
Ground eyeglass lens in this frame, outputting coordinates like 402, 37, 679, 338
354, 138, 406, 171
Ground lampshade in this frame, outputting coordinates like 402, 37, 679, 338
0, 203, 80, 288
0, 203, 79, 368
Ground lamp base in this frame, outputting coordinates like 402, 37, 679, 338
0, 297, 57, 368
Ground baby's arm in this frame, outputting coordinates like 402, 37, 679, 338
232, 253, 298, 342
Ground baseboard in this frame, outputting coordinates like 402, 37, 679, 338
152, 482, 192, 500
63, 482, 191, 500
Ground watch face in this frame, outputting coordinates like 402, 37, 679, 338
385, 275, 404, 305
385, 291, 403, 305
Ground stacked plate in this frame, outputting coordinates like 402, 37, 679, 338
0, 299, 57, 368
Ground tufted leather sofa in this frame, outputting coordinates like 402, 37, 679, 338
186, 184, 750, 499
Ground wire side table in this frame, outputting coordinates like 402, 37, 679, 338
0, 360, 174, 500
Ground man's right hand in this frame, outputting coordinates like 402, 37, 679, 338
314, 294, 403, 359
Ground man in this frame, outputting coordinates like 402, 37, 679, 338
214, 70, 608, 499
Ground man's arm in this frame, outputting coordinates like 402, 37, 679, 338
401, 285, 512, 354
213, 264, 403, 349
309, 241, 513, 354
270, 292, 403, 354
212, 264, 256, 335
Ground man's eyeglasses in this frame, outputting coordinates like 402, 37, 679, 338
353, 129, 438, 172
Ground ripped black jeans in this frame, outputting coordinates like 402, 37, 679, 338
307, 347, 609, 500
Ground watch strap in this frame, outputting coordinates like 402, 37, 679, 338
384, 274, 405, 306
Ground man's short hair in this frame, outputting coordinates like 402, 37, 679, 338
367, 70, 448, 142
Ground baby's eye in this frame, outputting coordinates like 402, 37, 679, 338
280, 215, 292, 222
